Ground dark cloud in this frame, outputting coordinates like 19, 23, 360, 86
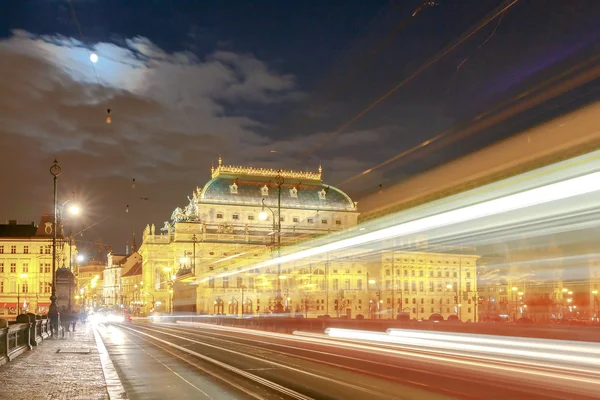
0, 30, 386, 252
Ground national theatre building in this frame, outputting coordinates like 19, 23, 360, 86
139, 159, 479, 321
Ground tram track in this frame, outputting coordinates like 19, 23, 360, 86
154, 322, 600, 398
114, 322, 599, 400
120, 323, 407, 400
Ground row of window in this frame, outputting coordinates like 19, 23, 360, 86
0, 245, 52, 254
385, 269, 473, 279
384, 281, 474, 292
0, 281, 52, 293
0, 263, 52, 274
385, 257, 473, 265
216, 213, 343, 225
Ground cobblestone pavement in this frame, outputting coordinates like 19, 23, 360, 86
0, 323, 110, 400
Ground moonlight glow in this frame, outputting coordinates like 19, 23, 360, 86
90, 53, 98, 63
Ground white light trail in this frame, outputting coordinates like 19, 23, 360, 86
216, 170, 600, 278
326, 328, 600, 367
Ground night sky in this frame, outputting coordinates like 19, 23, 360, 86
1, 0, 599, 256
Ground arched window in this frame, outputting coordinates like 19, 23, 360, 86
313, 268, 325, 275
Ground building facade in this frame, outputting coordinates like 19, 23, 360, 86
102, 251, 142, 308
138, 159, 481, 321
0, 216, 77, 317
77, 260, 105, 310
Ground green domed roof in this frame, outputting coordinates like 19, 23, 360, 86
198, 161, 356, 212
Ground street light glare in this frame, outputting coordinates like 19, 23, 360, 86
68, 204, 81, 216
259, 210, 268, 221
368, 279, 376, 284
77, 254, 85, 262
90, 53, 98, 63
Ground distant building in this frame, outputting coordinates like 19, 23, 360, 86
102, 251, 142, 308
0, 216, 77, 316
77, 260, 105, 310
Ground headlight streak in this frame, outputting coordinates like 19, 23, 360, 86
326, 328, 600, 368
173, 322, 600, 390
215, 170, 600, 279
385, 329, 600, 355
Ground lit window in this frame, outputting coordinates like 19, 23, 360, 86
318, 189, 327, 200
229, 182, 238, 194
261, 185, 269, 196
289, 187, 298, 198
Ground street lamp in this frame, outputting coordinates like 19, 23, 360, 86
17, 273, 28, 315
49, 160, 62, 330
48, 160, 83, 328
192, 233, 197, 275
260, 172, 284, 314
368, 279, 381, 319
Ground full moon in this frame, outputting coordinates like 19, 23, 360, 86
90, 53, 98, 63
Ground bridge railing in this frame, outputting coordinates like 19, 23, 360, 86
0, 314, 52, 366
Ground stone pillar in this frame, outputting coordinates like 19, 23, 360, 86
16, 314, 32, 350
0, 318, 8, 364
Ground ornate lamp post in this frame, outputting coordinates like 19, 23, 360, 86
259, 172, 285, 314
49, 160, 61, 332
48, 160, 82, 330
192, 233, 197, 275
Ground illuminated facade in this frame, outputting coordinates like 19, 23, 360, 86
77, 261, 104, 310
0, 216, 77, 316
139, 159, 480, 321
103, 251, 142, 307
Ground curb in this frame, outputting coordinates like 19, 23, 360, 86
92, 324, 128, 399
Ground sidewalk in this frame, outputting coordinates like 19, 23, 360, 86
0, 323, 120, 400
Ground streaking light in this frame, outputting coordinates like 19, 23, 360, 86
217, 170, 600, 278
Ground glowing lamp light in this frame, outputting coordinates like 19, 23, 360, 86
90, 53, 98, 63
77, 254, 85, 262
68, 204, 81, 216
106, 109, 112, 124
368, 279, 376, 284
180, 257, 190, 264
259, 210, 268, 221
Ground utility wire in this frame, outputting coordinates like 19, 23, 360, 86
319, 0, 521, 186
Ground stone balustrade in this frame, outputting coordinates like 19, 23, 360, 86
0, 314, 52, 366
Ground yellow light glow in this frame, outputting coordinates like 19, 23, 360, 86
368, 279, 376, 284
68, 204, 81, 216
19, 273, 28, 279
